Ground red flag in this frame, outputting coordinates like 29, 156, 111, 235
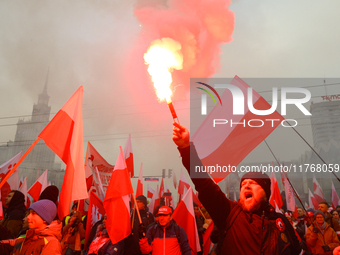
202, 222, 214, 255
173, 170, 177, 189
28, 169, 48, 202
103, 147, 134, 245
147, 184, 154, 199
172, 187, 201, 255
124, 134, 134, 177
269, 170, 283, 209
313, 175, 325, 203
39, 86, 88, 220
84, 191, 105, 249
178, 169, 191, 195
192, 76, 285, 182
192, 190, 202, 208
136, 163, 143, 197
308, 189, 319, 210
331, 181, 340, 209
0, 152, 23, 206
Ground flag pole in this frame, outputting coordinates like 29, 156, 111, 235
0, 137, 41, 189
131, 193, 142, 224
198, 207, 207, 221
263, 139, 306, 212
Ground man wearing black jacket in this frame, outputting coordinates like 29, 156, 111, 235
172, 122, 302, 255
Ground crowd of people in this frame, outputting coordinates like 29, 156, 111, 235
0, 122, 339, 255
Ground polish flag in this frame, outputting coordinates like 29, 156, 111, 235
19, 177, 30, 207
19, 176, 24, 189
202, 222, 214, 255
148, 185, 159, 214
124, 134, 134, 178
308, 189, 319, 210
172, 187, 201, 254
274, 201, 282, 214
164, 181, 174, 208
103, 147, 134, 245
136, 163, 143, 197
173, 170, 177, 190
28, 169, 48, 202
313, 175, 325, 203
192, 76, 285, 182
178, 169, 191, 195
0, 152, 22, 206
331, 181, 340, 209
283, 174, 296, 213
192, 191, 202, 208
38, 86, 88, 220
84, 191, 106, 249
159, 178, 164, 198
269, 171, 283, 209
147, 184, 154, 199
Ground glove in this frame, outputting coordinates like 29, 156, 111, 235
138, 223, 146, 239
312, 226, 320, 233
321, 245, 330, 252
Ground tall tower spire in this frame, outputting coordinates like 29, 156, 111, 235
32, 68, 51, 122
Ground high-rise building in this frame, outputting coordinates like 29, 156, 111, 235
0, 77, 63, 189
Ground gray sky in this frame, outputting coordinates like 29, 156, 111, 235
1, 0, 340, 195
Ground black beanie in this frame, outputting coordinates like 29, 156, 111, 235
136, 195, 147, 207
240, 172, 271, 200
39, 185, 59, 205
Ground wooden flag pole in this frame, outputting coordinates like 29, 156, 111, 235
198, 207, 207, 221
0, 137, 41, 189
131, 193, 142, 224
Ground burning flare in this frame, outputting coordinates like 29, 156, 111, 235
144, 37, 183, 103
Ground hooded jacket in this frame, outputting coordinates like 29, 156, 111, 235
0, 190, 26, 238
306, 222, 340, 254
11, 220, 62, 255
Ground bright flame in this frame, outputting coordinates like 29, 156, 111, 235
144, 38, 183, 102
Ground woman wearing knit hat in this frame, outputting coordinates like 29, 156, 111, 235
10, 199, 62, 255
306, 210, 340, 254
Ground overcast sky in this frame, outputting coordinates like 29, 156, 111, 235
1, 0, 339, 194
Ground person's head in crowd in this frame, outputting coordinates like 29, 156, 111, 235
102, 214, 107, 228
331, 210, 340, 220
153, 205, 162, 223
22, 210, 30, 230
193, 203, 200, 216
96, 224, 104, 237
239, 172, 271, 212
305, 210, 314, 225
157, 206, 172, 227
136, 195, 147, 211
297, 207, 305, 217
314, 210, 326, 225
39, 185, 59, 205
6, 190, 25, 208
336, 205, 340, 213
318, 201, 329, 214
71, 202, 78, 213
27, 199, 57, 231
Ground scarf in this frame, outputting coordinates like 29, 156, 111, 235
88, 236, 110, 254
317, 221, 327, 235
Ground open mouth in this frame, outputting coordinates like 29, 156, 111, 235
245, 192, 253, 201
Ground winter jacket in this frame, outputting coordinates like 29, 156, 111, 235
0, 190, 26, 238
306, 222, 340, 254
125, 208, 154, 255
139, 220, 191, 255
11, 220, 62, 255
179, 143, 302, 255
325, 212, 340, 235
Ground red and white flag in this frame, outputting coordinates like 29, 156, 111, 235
124, 134, 134, 178
148, 185, 159, 214
84, 191, 106, 249
172, 187, 201, 255
313, 175, 325, 203
283, 174, 296, 213
103, 147, 134, 245
159, 178, 164, 198
38, 86, 88, 220
136, 163, 143, 197
173, 170, 177, 190
308, 188, 319, 210
19, 177, 30, 207
269, 170, 283, 209
0, 152, 22, 206
147, 184, 154, 199
202, 222, 214, 255
178, 169, 191, 195
28, 169, 48, 202
192, 76, 285, 182
331, 181, 340, 209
